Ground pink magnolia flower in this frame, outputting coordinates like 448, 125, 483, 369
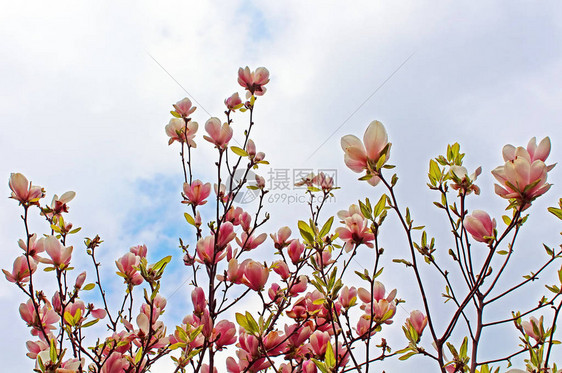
18, 234, 47, 263
339, 286, 357, 309
9, 173, 44, 205
38, 235, 73, 269
44, 191, 76, 220
503, 137, 553, 165
3, 255, 37, 283
74, 271, 86, 288
337, 204, 363, 221
100, 352, 130, 373
115, 252, 143, 286
238, 66, 270, 97
356, 315, 376, 339
285, 322, 313, 347
243, 260, 269, 291
213, 320, 237, 349
236, 232, 267, 251
192, 287, 207, 315
262, 330, 288, 355
172, 97, 197, 118
52, 291, 62, 313
220, 258, 246, 284
19, 300, 58, 338
129, 244, 147, 258
141, 294, 166, 322
289, 275, 308, 297
255, 174, 266, 189
302, 360, 318, 373
464, 210, 496, 244
341, 120, 389, 186
522, 316, 544, 342
64, 300, 86, 325
240, 212, 252, 232
271, 227, 292, 249
358, 282, 397, 324
312, 172, 334, 191
58, 358, 83, 372
335, 213, 375, 252
272, 260, 291, 280
225, 92, 243, 110
165, 118, 198, 146
26, 340, 49, 359
196, 236, 227, 265
204, 117, 233, 149
309, 331, 330, 356
268, 283, 282, 302
183, 180, 212, 206
246, 139, 256, 157
224, 206, 244, 225
314, 249, 335, 268
201, 364, 218, 373
449, 165, 482, 195
407, 310, 428, 337
215, 183, 228, 200
217, 222, 236, 249
294, 172, 315, 188
91, 308, 107, 320
492, 137, 554, 208
287, 239, 305, 264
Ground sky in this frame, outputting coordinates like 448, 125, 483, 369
1, 0, 561, 371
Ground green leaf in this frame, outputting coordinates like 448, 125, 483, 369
184, 213, 196, 226
359, 200, 372, 220
399, 351, 417, 360
135, 346, 143, 364
245, 312, 259, 334
405, 207, 411, 226
375, 153, 387, 170
69, 227, 82, 234
73, 308, 82, 324
152, 255, 172, 272
393, 258, 412, 267
319, 216, 334, 238
502, 215, 511, 226
64, 311, 74, 326
446, 342, 459, 358
235, 313, 250, 331
298, 220, 315, 243
324, 340, 335, 368
82, 319, 100, 328
355, 270, 370, 282
231, 146, 248, 157
548, 206, 562, 220
83, 283, 96, 291
496, 250, 508, 255
373, 194, 387, 217
49, 338, 57, 364
429, 159, 442, 183
312, 359, 330, 373
459, 337, 468, 358
433, 202, 445, 209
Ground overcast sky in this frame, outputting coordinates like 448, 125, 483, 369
1, 1, 561, 371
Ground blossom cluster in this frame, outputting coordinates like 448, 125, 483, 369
5, 66, 560, 373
